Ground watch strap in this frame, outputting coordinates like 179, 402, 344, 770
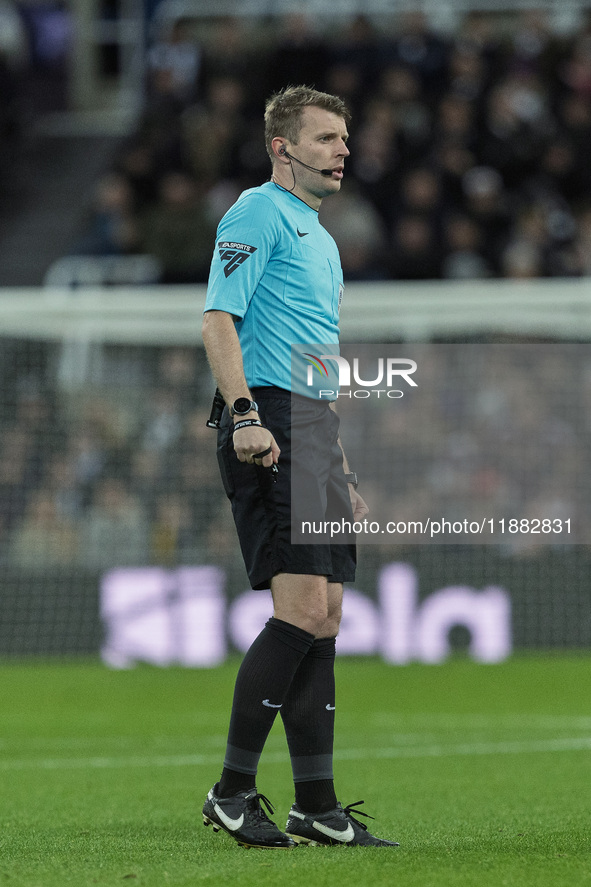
345, 472, 358, 489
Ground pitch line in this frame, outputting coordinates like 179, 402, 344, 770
1, 736, 591, 771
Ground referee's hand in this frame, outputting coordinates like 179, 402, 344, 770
350, 487, 369, 520
233, 425, 280, 469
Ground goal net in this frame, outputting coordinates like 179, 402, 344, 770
1, 283, 590, 661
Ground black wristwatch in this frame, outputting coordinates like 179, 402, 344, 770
345, 472, 358, 490
230, 397, 259, 417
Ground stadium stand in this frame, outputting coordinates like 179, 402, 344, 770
63, 9, 591, 283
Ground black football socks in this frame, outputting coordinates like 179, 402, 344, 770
281, 636, 338, 814
218, 617, 314, 798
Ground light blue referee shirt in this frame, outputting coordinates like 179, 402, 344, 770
204, 182, 343, 397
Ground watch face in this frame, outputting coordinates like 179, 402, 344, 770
233, 397, 252, 415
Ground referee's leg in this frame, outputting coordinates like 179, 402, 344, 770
270, 573, 343, 638
273, 573, 342, 816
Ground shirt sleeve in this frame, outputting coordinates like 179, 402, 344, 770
204, 191, 279, 320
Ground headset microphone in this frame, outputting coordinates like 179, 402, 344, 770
280, 147, 334, 177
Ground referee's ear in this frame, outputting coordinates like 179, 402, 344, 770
271, 138, 290, 163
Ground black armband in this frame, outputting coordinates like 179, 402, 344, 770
232, 419, 264, 434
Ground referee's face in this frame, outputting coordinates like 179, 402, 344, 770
291, 106, 350, 207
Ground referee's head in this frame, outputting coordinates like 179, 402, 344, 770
264, 85, 351, 162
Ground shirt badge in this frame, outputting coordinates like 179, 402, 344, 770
218, 241, 257, 278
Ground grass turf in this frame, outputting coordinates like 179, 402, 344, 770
1, 655, 590, 887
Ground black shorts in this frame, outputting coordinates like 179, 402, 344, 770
217, 387, 356, 590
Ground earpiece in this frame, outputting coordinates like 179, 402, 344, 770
278, 145, 286, 156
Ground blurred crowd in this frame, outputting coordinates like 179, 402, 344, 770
5, 9, 591, 576
73, 9, 591, 282
0, 345, 243, 574
1, 340, 589, 575
335, 344, 591, 551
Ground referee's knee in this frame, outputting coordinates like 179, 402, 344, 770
271, 572, 344, 637
319, 602, 341, 639
274, 604, 341, 639
282, 604, 329, 637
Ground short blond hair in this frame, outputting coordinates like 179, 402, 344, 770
264, 85, 351, 160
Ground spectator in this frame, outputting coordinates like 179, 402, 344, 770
115, 142, 160, 214
320, 186, 388, 280
529, 137, 587, 205
140, 387, 184, 454
446, 44, 491, 104
380, 11, 449, 95
266, 13, 329, 93
434, 93, 478, 153
147, 17, 203, 106
557, 91, 591, 166
573, 206, 591, 275
456, 10, 504, 75
182, 76, 250, 183
201, 17, 258, 111
505, 200, 577, 278
7, 490, 79, 573
478, 76, 550, 189
325, 62, 365, 125
432, 140, 477, 209
377, 64, 432, 157
68, 424, 108, 500
462, 165, 511, 273
500, 240, 544, 279
348, 98, 402, 225
388, 213, 442, 280
160, 407, 223, 547
150, 491, 200, 565
391, 165, 446, 243
44, 453, 84, 520
441, 213, 492, 279
330, 14, 381, 95
509, 10, 561, 81
398, 165, 444, 219
0, 428, 31, 536
156, 346, 204, 410
136, 171, 217, 283
80, 477, 149, 570
136, 72, 186, 176
560, 30, 591, 100
327, 16, 380, 118
129, 447, 162, 510
71, 173, 137, 256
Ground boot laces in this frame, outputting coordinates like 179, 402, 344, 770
342, 800, 375, 832
248, 792, 276, 827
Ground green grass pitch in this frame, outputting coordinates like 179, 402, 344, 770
1, 655, 590, 887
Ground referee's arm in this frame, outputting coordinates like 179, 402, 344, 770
202, 310, 279, 468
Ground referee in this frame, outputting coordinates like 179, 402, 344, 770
201, 85, 398, 849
